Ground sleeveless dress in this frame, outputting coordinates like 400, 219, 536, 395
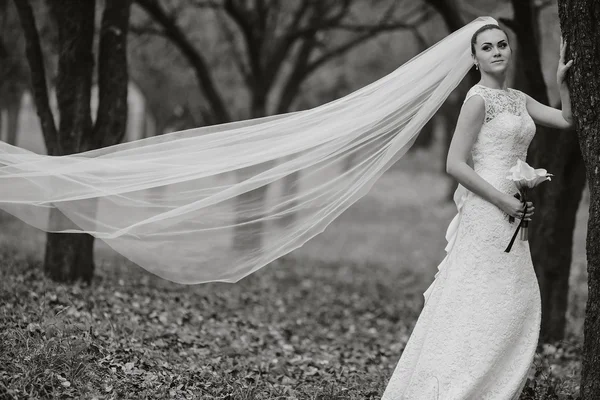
381, 84, 542, 400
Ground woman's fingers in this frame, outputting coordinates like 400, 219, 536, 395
516, 201, 535, 220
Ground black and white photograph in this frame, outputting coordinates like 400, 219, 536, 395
0, 0, 599, 399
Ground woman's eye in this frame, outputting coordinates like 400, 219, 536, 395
499, 43, 507, 48
483, 46, 490, 51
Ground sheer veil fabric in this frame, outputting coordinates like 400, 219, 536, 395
0, 17, 497, 284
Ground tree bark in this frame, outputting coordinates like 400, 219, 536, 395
43, 0, 97, 283
93, 0, 132, 148
504, 0, 587, 344
423, 0, 480, 202
412, 119, 435, 150
558, 0, 600, 397
134, 0, 230, 125
44, 213, 95, 283
13, 0, 59, 151
4, 98, 19, 145
1, 0, 27, 147
17, 0, 131, 283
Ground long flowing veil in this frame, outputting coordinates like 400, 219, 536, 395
0, 17, 496, 284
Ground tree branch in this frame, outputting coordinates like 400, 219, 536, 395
285, 0, 427, 39
93, 0, 132, 148
498, 17, 519, 33
13, 0, 59, 153
129, 24, 165, 36
215, 9, 250, 82
423, 0, 464, 32
410, 25, 428, 49
275, 4, 432, 114
264, 0, 351, 86
189, 0, 221, 9
332, 20, 424, 32
305, 5, 432, 74
223, 0, 263, 83
274, 34, 318, 114
134, 0, 230, 123
285, 0, 366, 40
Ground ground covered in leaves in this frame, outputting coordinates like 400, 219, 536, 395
0, 149, 590, 399
0, 249, 585, 400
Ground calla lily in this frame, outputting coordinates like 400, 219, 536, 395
506, 159, 553, 190
504, 159, 553, 251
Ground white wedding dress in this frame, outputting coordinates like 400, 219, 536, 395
381, 84, 542, 399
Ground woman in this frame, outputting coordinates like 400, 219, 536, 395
380, 25, 573, 399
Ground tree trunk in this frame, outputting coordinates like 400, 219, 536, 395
5, 97, 20, 145
277, 169, 300, 228
558, 0, 600, 397
441, 97, 462, 201
42, 0, 97, 283
230, 93, 272, 251
423, 0, 480, 202
13, 0, 59, 152
232, 174, 270, 253
17, 0, 131, 283
44, 209, 95, 283
93, 0, 131, 148
531, 135, 585, 342
411, 118, 435, 150
505, 0, 587, 344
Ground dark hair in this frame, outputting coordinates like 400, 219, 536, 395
471, 24, 509, 55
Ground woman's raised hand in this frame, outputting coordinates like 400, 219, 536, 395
557, 36, 574, 86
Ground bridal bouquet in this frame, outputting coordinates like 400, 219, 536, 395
504, 159, 553, 253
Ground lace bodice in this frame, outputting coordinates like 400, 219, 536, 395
463, 84, 536, 196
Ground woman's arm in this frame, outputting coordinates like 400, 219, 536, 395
524, 37, 574, 130
525, 91, 573, 130
446, 95, 507, 209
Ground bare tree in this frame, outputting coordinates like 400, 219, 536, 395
0, 0, 28, 146
558, 1, 600, 396
15, 0, 131, 283
499, 0, 587, 345
132, 0, 433, 252
419, 0, 481, 202
410, 26, 437, 151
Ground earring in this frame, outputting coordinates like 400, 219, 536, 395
475, 64, 479, 70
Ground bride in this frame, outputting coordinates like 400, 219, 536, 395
380, 24, 573, 399
0, 17, 573, 399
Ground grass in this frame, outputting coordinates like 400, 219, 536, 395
0, 143, 590, 399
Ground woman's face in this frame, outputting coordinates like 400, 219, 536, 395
473, 29, 511, 74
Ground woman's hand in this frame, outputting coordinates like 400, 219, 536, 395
557, 36, 574, 86
498, 193, 535, 221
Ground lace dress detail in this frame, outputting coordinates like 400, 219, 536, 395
381, 84, 541, 399
468, 84, 525, 123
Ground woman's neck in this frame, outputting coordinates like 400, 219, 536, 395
478, 74, 508, 90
